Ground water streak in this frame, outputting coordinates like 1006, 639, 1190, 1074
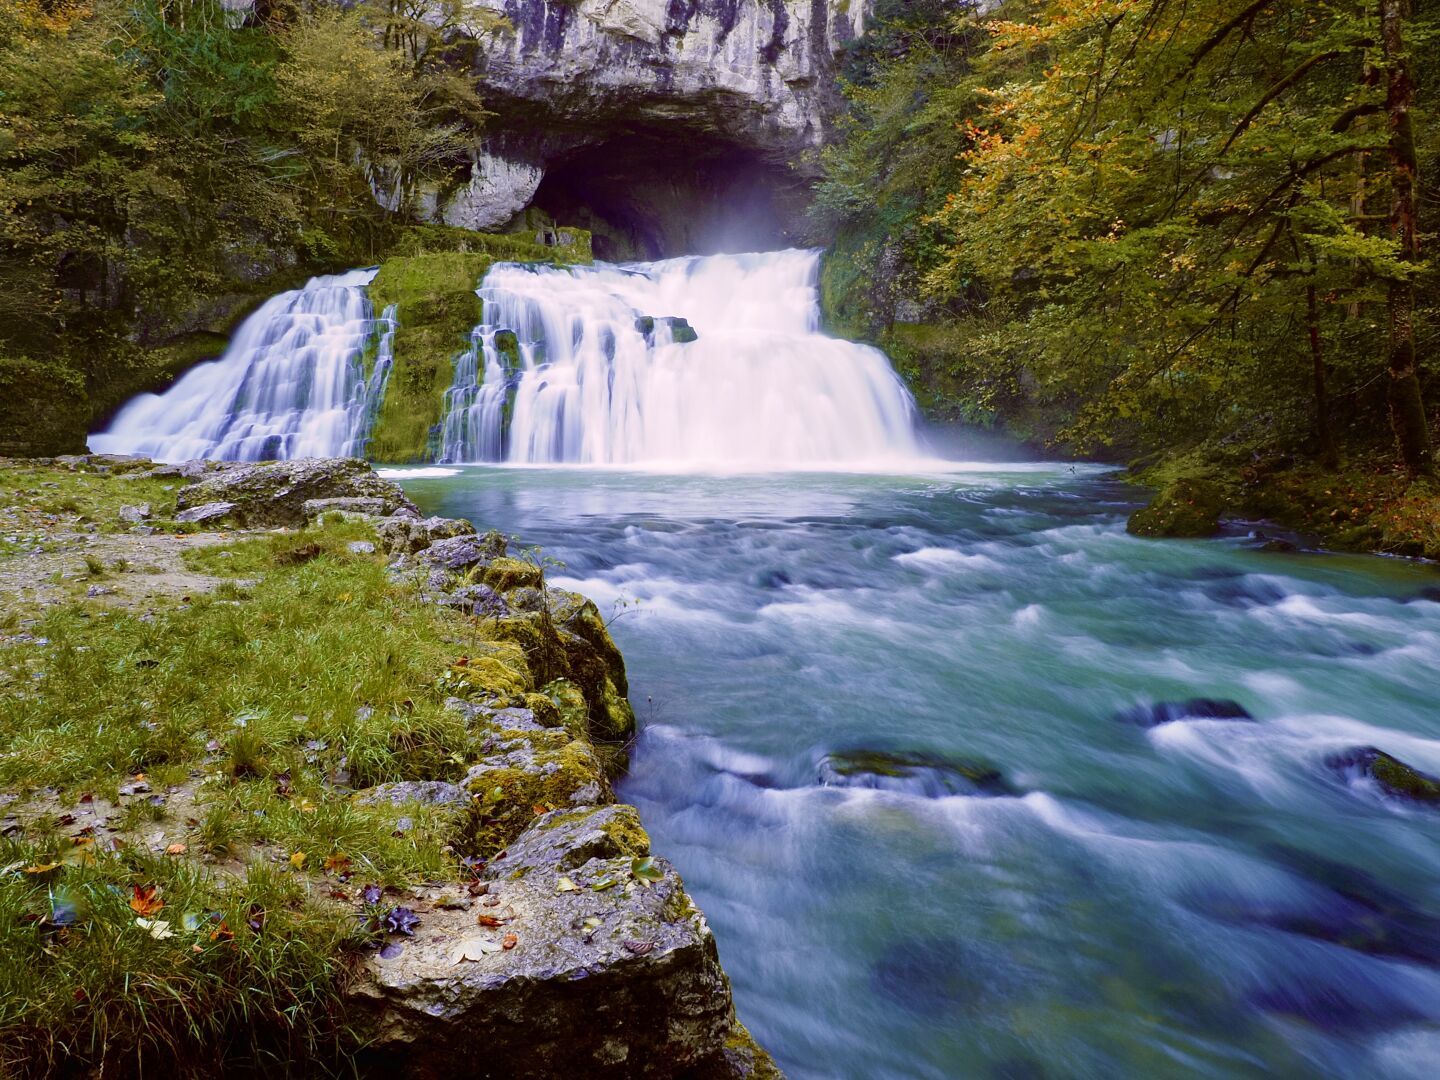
92, 270, 389, 462
440, 249, 920, 466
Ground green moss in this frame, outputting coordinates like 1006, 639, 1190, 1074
1368, 750, 1440, 803
465, 739, 608, 855
364, 229, 591, 463
542, 678, 590, 741
723, 1019, 786, 1080
482, 555, 544, 593
1127, 478, 1226, 538
0, 355, 89, 457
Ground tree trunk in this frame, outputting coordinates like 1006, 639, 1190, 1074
1380, 0, 1432, 472
1308, 282, 1339, 468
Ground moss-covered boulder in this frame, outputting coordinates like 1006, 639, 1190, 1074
0, 355, 89, 457
1127, 478, 1227, 538
1326, 746, 1440, 804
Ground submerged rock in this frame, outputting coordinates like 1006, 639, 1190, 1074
1115, 698, 1254, 728
1324, 746, 1440, 804
1126, 478, 1226, 538
816, 749, 1013, 798
174, 457, 417, 528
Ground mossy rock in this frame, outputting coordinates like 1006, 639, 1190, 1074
0, 355, 89, 457
482, 556, 544, 592
1327, 746, 1440, 804
463, 736, 612, 855
542, 678, 591, 741
1127, 478, 1226, 538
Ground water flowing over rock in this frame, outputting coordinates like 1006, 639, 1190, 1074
91, 270, 390, 462
440, 248, 919, 465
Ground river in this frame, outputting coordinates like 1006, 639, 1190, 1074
398, 463, 1440, 1080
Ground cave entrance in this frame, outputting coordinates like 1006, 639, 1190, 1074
529, 133, 810, 261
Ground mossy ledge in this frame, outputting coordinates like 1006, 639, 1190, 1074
0, 454, 774, 1077
366, 228, 592, 464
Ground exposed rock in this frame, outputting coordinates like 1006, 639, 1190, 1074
350, 852, 738, 1078
149, 460, 206, 480
1325, 746, 1440, 804
433, 583, 509, 617
174, 458, 418, 528
816, 749, 1013, 798
637, 315, 699, 345
347, 540, 377, 555
418, 530, 510, 575
1127, 478, 1227, 538
355, 780, 469, 808
118, 503, 151, 523
1116, 698, 1254, 728
489, 804, 651, 877
303, 496, 388, 520
174, 501, 237, 524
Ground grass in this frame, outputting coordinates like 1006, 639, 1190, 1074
0, 461, 184, 554
0, 507, 528, 1072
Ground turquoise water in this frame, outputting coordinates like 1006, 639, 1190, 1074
399, 464, 1440, 1079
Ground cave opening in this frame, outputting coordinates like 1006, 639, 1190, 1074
528, 132, 812, 261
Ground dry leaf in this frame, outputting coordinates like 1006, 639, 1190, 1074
289, 851, 307, 870
165, 843, 188, 856
502, 933, 517, 950
451, 936, 502, 964
130, 884, 164, 917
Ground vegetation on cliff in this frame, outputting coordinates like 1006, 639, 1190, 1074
819, 0, 1440, 536
0, 0, 499, 450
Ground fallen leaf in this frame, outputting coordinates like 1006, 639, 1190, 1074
590, 877, 617, 891
136, 918, 174, 940
361, 883, 383, 905
323, 852, 351, 875
165, 843, 188, 856
556, 876, 580, 894
23, 863, 60, 876
630, 856, 663, 887
477, 913, 506, 927
289, 851, 307, 871
502, 932, 517, 950
209, 921, 234, 942
451, 936, 502, 963
129, 884, 163, 917
384, 906, 420, 935
582, 917, 602, 931
623, 939, 656, 955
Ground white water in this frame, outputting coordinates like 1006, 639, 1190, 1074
440, 249, 920, 466
92, 269, 389, 462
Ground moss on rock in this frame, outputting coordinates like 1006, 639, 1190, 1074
1127, 478, 1227, 538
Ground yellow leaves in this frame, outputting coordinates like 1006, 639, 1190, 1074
289, 851, 307, 871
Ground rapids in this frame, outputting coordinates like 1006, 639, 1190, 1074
398, 464, 1440, 1080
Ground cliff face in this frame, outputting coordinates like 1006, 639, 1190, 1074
429, 0, 867, 254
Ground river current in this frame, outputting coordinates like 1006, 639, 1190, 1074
398, 462, 1440, 1080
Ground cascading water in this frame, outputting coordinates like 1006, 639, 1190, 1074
92, 270, 392, 462
439, 249, 920, 466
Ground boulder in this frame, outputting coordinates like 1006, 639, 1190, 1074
1116, 698, 1254, 728
174, 501, 237, 524
349, 837, 742, 1078
355, 780, 469, 808
174, 458, 418, 528
418, 530, 510, 575
1325, 746, 1440, 804
816, 749, 1013, 798
117, 503, 151, 523
303, 496, 388, 521
1127, 478, 1227, 538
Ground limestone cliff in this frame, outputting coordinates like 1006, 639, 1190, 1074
429, 0, 868, 254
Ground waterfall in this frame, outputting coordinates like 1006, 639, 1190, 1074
439, 249, 920, 466
91, 269, 390, 462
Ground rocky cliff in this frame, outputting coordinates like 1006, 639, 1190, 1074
428, 0, 868, 255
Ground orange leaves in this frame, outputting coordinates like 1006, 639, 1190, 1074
129, 884, 163, 918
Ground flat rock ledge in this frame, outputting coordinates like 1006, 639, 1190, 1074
96, 455, 778, 1077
